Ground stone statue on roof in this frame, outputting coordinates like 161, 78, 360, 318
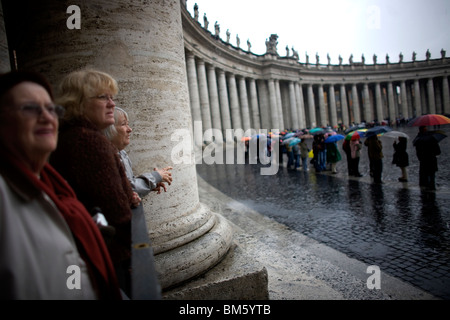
265, 34, 278, 55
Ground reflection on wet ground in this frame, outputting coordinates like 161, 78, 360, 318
196, 126, 450, 299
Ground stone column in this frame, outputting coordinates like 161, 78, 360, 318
0, 4, 10, 73
400, 81, 409, 119
275, 80, 284, 130
257, 80, 271, 130
387, 82, 396, 125
414, 79, 422, 116
186, 52, 203, 146
427, 78, 436, 114
307, 84, 317, 127
248, 78, 261, 130
318, 84, 327, 126
288, 81, 299, 129
328, 84, 337, 128
14, 0, 233, 290
375, 83, 384, 122
340, 84, 349, 127
238, 76, 251, 132
206, 65, 222, 134
227, 73, 243, 130
294, 82, 306, 129
351, 84, 361, 124
217, 69, 232, 134
363, 83, 371, 123
268, 79, 280, 130
442, 76, 450, 115
197, 59, 213, 134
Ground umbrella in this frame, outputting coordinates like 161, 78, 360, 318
413, 130, 447, 144
288, 137, 301, 147
241, 136, 252, 142
310, 127, 325, 135
345, 124, 365, 134
381, 131, 409, 139
365, 126, 392, 138
283, 132, 296, 139
407, 114, 450, 127
324, 134, 344, 143
299, 133, 314, 139
345, 130, 366, 141
282, 137, 295, 145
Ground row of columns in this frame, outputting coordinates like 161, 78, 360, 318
186, 53, 450, 138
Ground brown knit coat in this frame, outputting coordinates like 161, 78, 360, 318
50, 117, 134, 265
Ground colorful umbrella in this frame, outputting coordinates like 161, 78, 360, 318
345, 129, 366, 141
324, 134, 344, 143
407, 114, 450, 127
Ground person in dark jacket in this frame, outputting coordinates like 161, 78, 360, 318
364, 134, 383, 183
413, 126, 441, 190
392, 136, 409, 182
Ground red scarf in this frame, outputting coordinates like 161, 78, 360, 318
1, 155, 122, 300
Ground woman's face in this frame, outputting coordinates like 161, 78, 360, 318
0, 82, 59, 169
111, 113, 132, 151
83, 91, 116, 130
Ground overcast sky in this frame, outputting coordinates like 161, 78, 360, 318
186, 0, 450, 64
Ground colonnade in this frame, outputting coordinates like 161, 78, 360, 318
185, 51, 450, 139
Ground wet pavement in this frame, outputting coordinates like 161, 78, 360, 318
196, 125, 450, 300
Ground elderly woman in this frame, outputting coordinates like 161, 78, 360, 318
0, 71, 121, 299
49, 69, 136, 297
103, 107, 173, 198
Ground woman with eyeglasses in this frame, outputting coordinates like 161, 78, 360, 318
0, 71, 121, 299
49, 69, 138, 298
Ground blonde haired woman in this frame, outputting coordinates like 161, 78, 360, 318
50, 69, 136, 297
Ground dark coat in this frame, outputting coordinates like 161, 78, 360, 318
392, 137, 409, 168
50, 117, 134, 265
413, 133, 441, 172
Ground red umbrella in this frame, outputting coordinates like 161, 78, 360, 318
407, 114, 450, 127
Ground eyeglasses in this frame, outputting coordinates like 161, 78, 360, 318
18, 104, 65, 119
90, 94, 115, 102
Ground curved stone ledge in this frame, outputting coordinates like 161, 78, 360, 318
154, 211, 234, 289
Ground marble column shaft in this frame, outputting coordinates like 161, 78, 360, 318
206, 65, 222, 133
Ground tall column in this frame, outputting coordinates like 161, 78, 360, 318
363, 83, 371, 123
268, 79, 280, 130
248, 78, 261, 130
442, 76, 450, 115
196, 59, 212, 133
0, 4, 11, 73
257, 80, 271, 130
328, 84, 337, 128
407, 83, 414, 118
227, 73, 243, 130
217, 69, 232, 135
340, 84, 349, 127
185, 52, 202, 146
288, 81, 299, 129
307, 84, 317, 127
318, 84, 327, 126
238, 76, 251, 132
427, 78, 436, 114
375, 83, 384, 122
275, 80, 284, 130
351, 84, 361, 124
387, 82, 396, 125
414, 79, 422, 116
13, 0, 233, 290
400, 81, 409, 119
206, 65, 222, 134
294, 82, 306, 129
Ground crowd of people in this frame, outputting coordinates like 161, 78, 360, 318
246, 123, 442, 191
0, 69, 172, 299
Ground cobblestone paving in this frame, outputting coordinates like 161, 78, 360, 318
196, 126, 450, 299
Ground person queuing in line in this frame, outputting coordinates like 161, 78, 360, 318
49, 69, 137, 297
342, 139, 353, 176
0, 71, 121, 299
392, 136, 409, 182
413, 126, 441, 190
292, 139, 302, 171
312, 134, 326, 172
326, 141, 342, 174
349, 138, 363, 177
103, 107, 173, 198
364, 133, 384, 184
299, 138, 310, 172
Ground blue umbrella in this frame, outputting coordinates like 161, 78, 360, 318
365, 126, 392, 138
324, 134, 345, 143
288, 137, 301, 147
283, 132, 296, 139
